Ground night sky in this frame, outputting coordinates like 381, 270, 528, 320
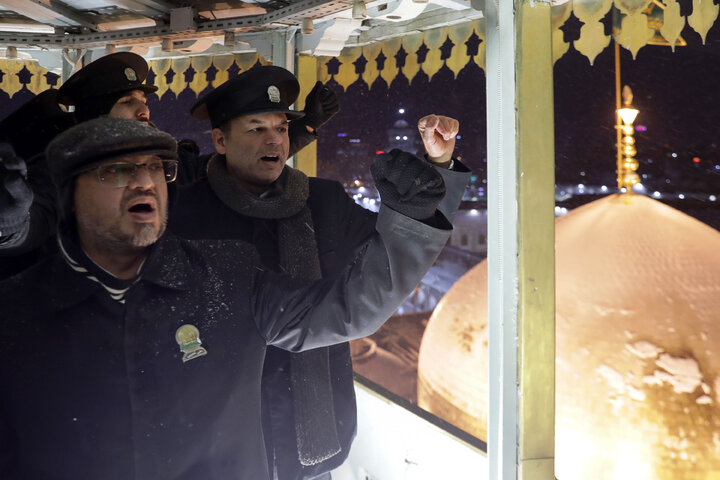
313, 14, 720, 227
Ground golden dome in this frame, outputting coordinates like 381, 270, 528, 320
417, 194, 720, 479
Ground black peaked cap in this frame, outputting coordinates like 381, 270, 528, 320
190, 65, 304, 128
57, 52, 158, 107
0, 89, 75, 159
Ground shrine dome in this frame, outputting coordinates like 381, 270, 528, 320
417, 194, 720, 479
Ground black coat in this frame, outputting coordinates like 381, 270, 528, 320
0, 206, 452, 480
169, 162, 470, 479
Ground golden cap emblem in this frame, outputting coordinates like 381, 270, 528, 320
267, 85, 281, 103
124, 67, 137, 82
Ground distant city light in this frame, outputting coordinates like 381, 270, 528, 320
678, 194, 685, 199
456, 135, 462, 140
358, 186, 366, 193
337, 133, 347, 137
395, 136, 401, 140
376, 150, 385, 155
671, 153, 678, 158
647, 159, 653, 164
402, 136, 408, 140
349, 139, 361, 143
710, 195, 717, 202
554, 206, 569, 216
653, 191, 661, 198
635, 125, 647, 132
398, 108, 405, 114
715, 165, 720, 170
632, 183, 646, 194
577, 184, 585, 189
469, 209, 479, 216
601, 185, 608, 192
620, 187, 627, 193
580, 171, 586, 176
693, 157, 701, 163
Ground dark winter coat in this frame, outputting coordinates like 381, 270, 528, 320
0, 206, 452, 480
169, 161, 470, 479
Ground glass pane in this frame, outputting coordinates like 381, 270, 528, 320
315, 25, 488, 445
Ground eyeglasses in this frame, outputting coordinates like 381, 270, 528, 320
91, 159, 179, 188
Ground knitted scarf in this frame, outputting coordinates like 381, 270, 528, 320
207, 155, 341, 466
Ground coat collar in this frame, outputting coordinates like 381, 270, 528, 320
139, 232, 193, 292
49, 231, 193, 312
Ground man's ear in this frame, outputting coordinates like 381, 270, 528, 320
211, 128, 227, 155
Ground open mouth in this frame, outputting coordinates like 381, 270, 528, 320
261, 155, 280, 162
128, 203, 154, 213
126, 199, 158, 222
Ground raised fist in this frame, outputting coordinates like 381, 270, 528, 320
418, 114, 459, 166
301, 81, 340, 131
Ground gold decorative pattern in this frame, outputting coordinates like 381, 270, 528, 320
146, 53, 268, 99
659, 0, 686, 51
615, 9, 655, 58
422, 26, 448, 81
0, 60, 57, 98
572, 0, 613, 65
688, 0, 719, 44
314, 20, 485, 91
115, 5, 720, 99
552, 2, 573, 64
615, 0, 652, 16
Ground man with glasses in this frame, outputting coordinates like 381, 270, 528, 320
0, 116, 453, 479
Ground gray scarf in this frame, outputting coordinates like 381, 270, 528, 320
207, 155, 341, 466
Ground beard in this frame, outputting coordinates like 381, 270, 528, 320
75, 197, 168, 255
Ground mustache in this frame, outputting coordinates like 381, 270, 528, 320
121, 190, 160, 209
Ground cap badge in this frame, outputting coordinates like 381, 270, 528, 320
124, 67, 137, 82
175, 324, 208, 363
267, 85, 281, 103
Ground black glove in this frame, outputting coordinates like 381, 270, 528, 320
371, 149, 445, 220
0, 143, 33, 237
301, 81, 340, 131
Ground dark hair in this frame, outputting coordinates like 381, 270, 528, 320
73, 88, 146, 123
218, 119, 234, 139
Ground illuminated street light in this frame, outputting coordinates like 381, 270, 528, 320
616, 85, 640, 191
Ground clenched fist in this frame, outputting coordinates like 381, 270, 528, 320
418, 114, 459, 166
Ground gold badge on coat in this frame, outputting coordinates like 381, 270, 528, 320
267, 85, 281, 103
175, 324, 208, 363
124, 67, 137, 81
